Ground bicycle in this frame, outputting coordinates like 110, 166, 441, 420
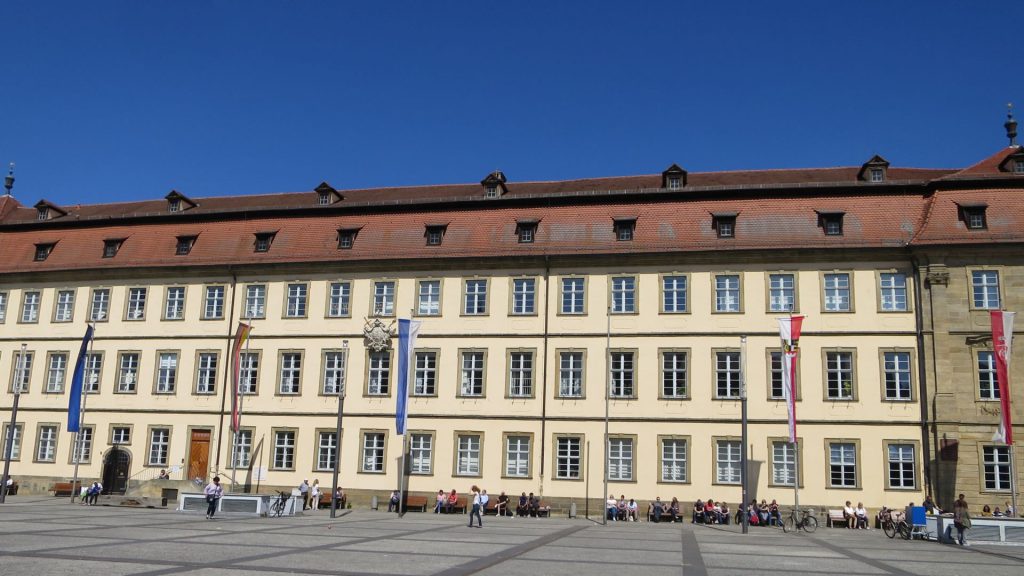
270, 491, 290, 517
782, 507, 818, 533
878, 507, 901, 539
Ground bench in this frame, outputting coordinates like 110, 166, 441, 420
827, 509, 847, 528
536, 501, 552, 517
451, 496, 467, 514
50, 481, 82, 497
318, 492, 346, 510
404, 495, 428, 512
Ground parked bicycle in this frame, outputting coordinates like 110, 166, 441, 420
782, 507, 818, 533
270, 491, 291, 517
879, 507, 901, 538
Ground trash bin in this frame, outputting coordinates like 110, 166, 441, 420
161, 488, 178, 507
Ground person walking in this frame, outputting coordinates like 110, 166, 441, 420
952, 494, 970, 545
309, 479, 321, 512
204, 476, 223, 519
298, 479, 310, 510
468, 485, 483, 527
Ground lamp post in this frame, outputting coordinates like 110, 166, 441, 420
1, 344, 27, 504
330, 340, 349, 518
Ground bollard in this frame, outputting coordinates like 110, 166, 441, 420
569, 501, 577, 519
371, 495, 379, 510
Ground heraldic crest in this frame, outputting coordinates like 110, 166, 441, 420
363, 317, 395, 352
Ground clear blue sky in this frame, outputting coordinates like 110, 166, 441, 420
2, 1, 1021, 206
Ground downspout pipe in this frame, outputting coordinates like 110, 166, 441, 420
539, 256, 551, 490
911, 255, 934, 499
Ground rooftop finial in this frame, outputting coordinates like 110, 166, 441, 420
1005, 103, 1018, 147
3, 163, 13, 196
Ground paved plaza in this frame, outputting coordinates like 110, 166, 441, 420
1, 496, 1022, 576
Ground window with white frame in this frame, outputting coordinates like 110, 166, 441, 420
409, 433, 432, 475
54, 289, 75, 322
769, 351, 785, 399
196, 353, 218, 394
10, 351, 33, 393
823, 273, 851, 311
272, 430, 295, 469
165, 287, 185, 320
21, 291, 40, 323
148, 428, 170, 466
772, 441, 796, 486
829, 442, 857, 487
610, 351, 634, 398
463, 279, 488, 315
610, 276, 636, 313
373, 281, 395, 316
715, 351, 741, 399
559, 352, 584, 397
883, 352, 912, 400
716, 440, 741, 484
505, 435, 530, 477
2, 424, 22, 459
662, 275, 687, 313
417, 280, 441, 316
285, 284, 307, 318
984, 446, 1011, 491
238, 352, 259, 394
0, 291, 7, 322
460, 351, 485, 396
879, 273, 908, 311
608, 437, 633, 481
90, 288, 110, 321
978, 351, 999, 400
661, 351, 688, 398
322, 351, 347, 395
413, 351, 436, 396
126, 287, 147, 320
367, 351, 390, 395
111, 426, 131, 445
117, 353, 139, 393
555, 436, 581, 479
456, 434, 481, 476
327, 282, 351, 317
971, 271, 1001, 309
84, 353, 102, 393
715, 275, 740, 312
825, 351, 855, 400
362, 432, 385, 472
508, 351, 533, 397
45, 353, 68, 393
887, 444, 915, 489
768, 274, 795, 312
661, 438, 687, 482
71, 427, 93, 464
36, 425, 58, 462
279, 353, 302, 394
317, 431, 337, 471
244, 285, 266, 319
231, 429, 253, 468
511, 278, 536, 315
561, 278, 585, 314
156, 352, 178, 394
204, 286, 225, 319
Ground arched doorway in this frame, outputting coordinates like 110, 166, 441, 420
101, 447, 131, 495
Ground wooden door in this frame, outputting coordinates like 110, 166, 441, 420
188, 429, 211, 483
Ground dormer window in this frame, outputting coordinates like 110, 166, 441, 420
818, 212, 845, 236
712, 213, 737, 238
34, 243, 54, 261
37, 207, 49, 221
661, 163, 687, 190
315, 182, 341, 206
175, 235, 197, 255
165, 190, 196, 213
485, 186, 499, 198
869, 168, 884, 183
516, 220, 538, 243
254, 232, 276, 253
425, 224, 447, 246
1015, 159, 1024, 174
613, 218, 637, 241
318, 191, 330, 205
858, 155, 889, 182
103, 239, 124, 258
33, 200, 66, 221
337, 228, 359, 249
168, 199, 181, 213
480, 170, 508, 198
957, 203, 988, 230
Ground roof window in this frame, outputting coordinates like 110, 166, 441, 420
34, 243, 54, 261
858, 155, 889, 182
712, 213, 737, 238
425, 224, 447, 246
103, 239, 125, 258
956, 203, 988, 230
315, 182, 341, 206
480, 170, 508, 198
175, 235, 197, 255
817, 211, 845, 236
661, 164, 687, 190
516, 220, 538, 244
337, 228, 359, 249
254, 232, 276, 253
165, 190, 196, 213
613, 217, 637, 241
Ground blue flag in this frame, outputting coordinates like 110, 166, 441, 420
67, 325, 94, 432
395, 318, 421, 435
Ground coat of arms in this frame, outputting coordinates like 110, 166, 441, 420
363, 317, 395, 352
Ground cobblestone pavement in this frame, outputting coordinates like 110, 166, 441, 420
0, 496, 1021, 576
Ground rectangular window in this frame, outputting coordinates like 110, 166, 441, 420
273, 430, 296, 469
148, 428, 170, 466
84, 353, 102, 393
111, 426, 131, 445
508, 351, 533, 397
772, 441, 796, 486
715, 351, 741, 399
279, 353, 302, 395
367, 351, 390, 396
715, 275, 740, 312
983, 446, 1011, 491
769, 351, 785, 399
879, 273, 908, 311
373, 281, 395, 316
559, 352, 584, 397
361, 432, 385, 473
54, 289, 75, 322
978, 351, 999, 400
555, 436, 581, 479
155, 352, 178, 394
254, 233, 274, 253
716, 440, 741, 484
409, 433, 432, 475
516, 222, 536, 243
175, 236, 195, 255
661, 351, 688, 398
883, 351, 912, 401
203, 286, 225, 319
823, 273, 851, 312
71, 427, 93, 464
460, 351, 485, 397
36, 425, 58, 462
614, 220, 635, 241
238, 352, 259, 395
45, 353, 68, 393
456, 434, 481, 476
117, 353, 140, 393
285, 284, 307, 318
164, 287, 186, 320
196, 353, 218, 394
505, 435, 530, 478
126, 287, 147, 320
972, 271, 1001, 309
327, 282, 351, 317
610, 351, 634, 398
768, 274, 795, 312
244, 285, 266, 319
608, 437, 634, 481
825, 351, 855, 400
829, 442, 857, 487
887, 444, 916, 489
511, 278, 536, 315
413, 351, 436, 396
561, 278, 585, 314
463, 279, 488, 315
322, 351, 347, 395
337, 230, 355, 249
20, 291, 40, 323
90, 288, 110, 322
610, 276, 636, 314
231, 430, 253, 468
417, 280, 441, 316
2, 424, 22, 460
661, 438, 687, 482
10, 350, 33, 393
0, 291, 7, 323
662, 275, 687, 313
316, 431, 337, 472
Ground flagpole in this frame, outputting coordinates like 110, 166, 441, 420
740, 335, 749, 534
71, 323, 96, 503
397, 311, 415, 516
0, 344, 26, 504
603, 305, 610, 526
230, 319, 252, 492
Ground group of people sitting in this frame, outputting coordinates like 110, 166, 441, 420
431, 489, 545, 517
980, 502, 1017, 517
842, 500, 870, 528
691, 498, 732, 524
735, 499, 783, 526
605, 494, 641, 521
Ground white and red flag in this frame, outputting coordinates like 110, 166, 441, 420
991, 311, 1015, 445
778, 316, 805, 443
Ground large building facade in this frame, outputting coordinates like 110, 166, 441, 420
1, 144, 1021, 512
